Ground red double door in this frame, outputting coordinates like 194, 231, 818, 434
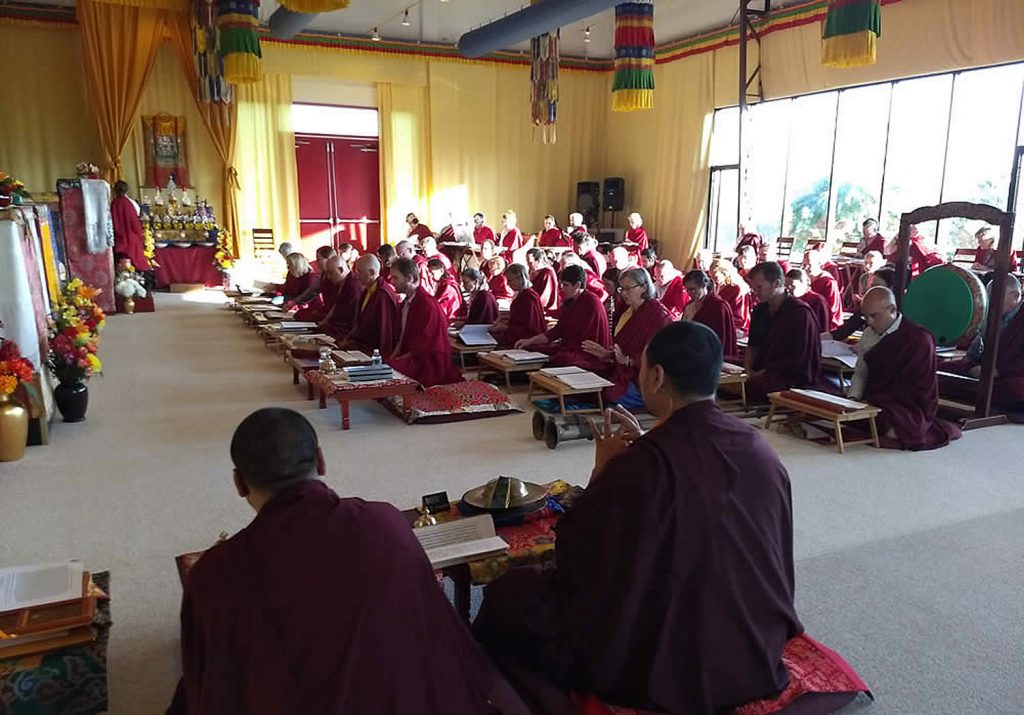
295, 134, 381, 255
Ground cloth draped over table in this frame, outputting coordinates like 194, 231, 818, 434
611, 1, 655, 112
80, 179, 114, 254
822, 0, 882, 68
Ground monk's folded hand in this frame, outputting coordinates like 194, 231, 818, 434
582, 340, 612, 360
589, 409, 632, 478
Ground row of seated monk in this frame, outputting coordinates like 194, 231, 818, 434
168, 322, 851, 715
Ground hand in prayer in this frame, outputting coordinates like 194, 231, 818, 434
613, 344, 629, 366
589, 407, 640, 480
582, 340, 613, 361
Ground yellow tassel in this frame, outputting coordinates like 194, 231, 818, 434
822, 31, 877, 68
89, 0, 188, 10
223, 53, 261, 84
612, 89, 653, 112
279, 0, 349, 12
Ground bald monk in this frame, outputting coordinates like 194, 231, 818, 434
110, 181, 149, 271
395, 239, 433, 294
388, 257, 463, 387
457, 268, 499, 328
804, 249, 843, 332
480, 241, 514, 300
339, 254, 399, 355
652, 259, 689, 319
405, 212, 433, 241
851, 287, 961, 450
475, 322, 803, 714
744, 262, 822, 403
490, 264, 547, 349
168, 407, 521, 715
429, 258, 463, 322
608, 246, 634, 271
682, 269, 737, 359
785, 268, 831, 334
526, 248, 560, 315
582, 268, 672, 409
319, 256, 363, 339
515, 265, 611, 371
538, 215, 568, 248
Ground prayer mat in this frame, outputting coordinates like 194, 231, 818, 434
383, 380, 521, 425
0, 571, 111, 715
573, 633, 871, 715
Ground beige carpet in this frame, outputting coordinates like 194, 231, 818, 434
1, 291, 1022, 714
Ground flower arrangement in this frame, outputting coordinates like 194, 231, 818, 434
142, 223, 159, 266
0, 339, 35, 398
213, 228, 235, 272
46, 278, 105, 383
0, 171, 30, 207
76, 162, 100, 179
115, 266, 148, 299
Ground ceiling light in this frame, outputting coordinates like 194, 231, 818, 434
583, 26, 591, 43
401, 9, 411, 26
371, 27, 381, 41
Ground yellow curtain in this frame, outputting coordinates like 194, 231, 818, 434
77, 0, 168, 183
377, 82, 433, 244
235, 74, 299, 259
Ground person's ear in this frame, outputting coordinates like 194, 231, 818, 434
652, 364, 666, 394
315, 447, 326, 477
233, 469, 250, 499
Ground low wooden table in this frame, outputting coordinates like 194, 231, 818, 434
528, 370, 609, 415
718, 368, 748, 407
306, 369, 420, 430
820, 357, 856, 396
479, 352, 548, 390
449, 337, 491, 374
286, 355, 320, 399
765, 391, 882, 454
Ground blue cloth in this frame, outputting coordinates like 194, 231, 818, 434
610, 381, 646, 411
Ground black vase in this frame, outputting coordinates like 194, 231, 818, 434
54, 381, 89, 423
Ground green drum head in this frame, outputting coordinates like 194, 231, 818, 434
903, 265, 987, 347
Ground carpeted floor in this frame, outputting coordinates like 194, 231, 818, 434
1, 291, 1022, 714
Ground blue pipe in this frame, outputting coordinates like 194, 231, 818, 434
457, 0, 624, 58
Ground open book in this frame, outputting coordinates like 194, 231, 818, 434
412, 515, 509, 569
821, 339, 858, 368
457, 324, 498, 347
539, 366, 613, 390
489, 349, 548, 363
0, 561, 85, 611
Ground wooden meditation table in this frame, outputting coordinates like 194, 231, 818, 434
527, 369, 612, 415
765, 390, 882, 454
449, 336, 490, 375
479, 351, 549, 390
306, 369, 419, 430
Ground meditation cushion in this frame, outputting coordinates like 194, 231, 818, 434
385, 380, 522, 424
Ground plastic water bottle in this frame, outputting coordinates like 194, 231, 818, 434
372, 349, 382, 366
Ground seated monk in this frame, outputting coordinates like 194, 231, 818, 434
456, 268, 498, 328
573, 233, 607, 278
682, 269, 737, 359
639, 247, 658, 273
851, 287, 961, 450
405, 212, 433, 241
785, 268, 831, 334
971, 226, 997, 273
907, 224, 944, 278
608, 246, 635, 271
538, 214, 569, 248
602, 268, 626, 327
293, 246, 337, 321
561, 252, 609, 303
429, 258, 463, 322
831, 267, 895, 341
526, 248, 560, 315
473, 212, 496, 245
516, 265, 611, 371
395, 239, 433, 294
168, 407, 519, 715
319, 256, 363, 339
388, 257, 463, 387
338, 254, 399, 356
710, 257, 751, 333
582, 268, 672, 410
735, 245, 758, 282
280, 253, 321, 312
858, 218, 888, 257
563, 211, 587, 244
490, 263, 547, 348
804, 249, 843, 332
942, 275, 1024, 414
652, 259, 689, 319
744, 262, 823, 403
336, 241, 359, 270
261, 241, 300, 295
498, 210, 525, 253
474, 322, 803, 714
625, 212, 650, 253
735, 228, 764, 258
376, 244, 397, 285
421, 236, 452, 273
855, 250, 886, 305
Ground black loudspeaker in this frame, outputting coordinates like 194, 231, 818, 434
576, 181, 601, 227
603, 177, 625, 213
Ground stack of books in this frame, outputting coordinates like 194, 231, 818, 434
342, 364, 394, 382
0, 562, 99, 659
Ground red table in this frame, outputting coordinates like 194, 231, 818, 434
306, 369, 420, 429
153, 245, 222, 288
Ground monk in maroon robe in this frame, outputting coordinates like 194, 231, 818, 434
475, 322, 802, 714
473, 213, 495, 245
526, 249, 560, 315
421, 236, 452, 272
625, 212, 650, 253
856, 287, 961, 450
429, 259, 463, 322
110, 181, 149, 271
785, 268, 831, 334
320, 257, 363, 339
491, 264, 547, 348
907, 225, 944, 277
744, 262, 822, 403
574, 234, 607, 278
682, 270, 737, 359
710, 258, 752, 334
858, 218, 888, 257
805, 250, 843, 331
499, 211, 525, 253
169, 408, 516, 715
339, 255, 399, 356
652, 260, 689, 319
735, 230, 764, 257
405, 213, 433, 241
516, 265, 611, 371
294, 247, 339, 321
388, 257, 463, 387
457, 268, 499, 327
537, 215, 568, 247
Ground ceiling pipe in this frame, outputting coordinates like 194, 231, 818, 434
457, 0, 622, 58
268, 6, 317, 39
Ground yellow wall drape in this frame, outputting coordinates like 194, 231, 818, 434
235, 74, 300, 259
377, 83, 433, 244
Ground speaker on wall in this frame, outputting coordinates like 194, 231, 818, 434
603, 177, 625, 213
575, 181, 601, 227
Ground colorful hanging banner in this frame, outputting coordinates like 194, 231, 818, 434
278, 0, 348, 12
822, 0, 881, 68
218, 0, 262, 84
530, 30, 559, 144
194, 0, 233, 102
611, 1, 654, 112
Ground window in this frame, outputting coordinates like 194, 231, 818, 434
782, 93, 838, 248
743, 99, 793, 243
291, 104, 379, 137
707, 167, 739, 254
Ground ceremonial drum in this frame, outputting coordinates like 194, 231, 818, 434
903, 264, 987, 347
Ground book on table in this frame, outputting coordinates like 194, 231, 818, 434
720, 362, 745, 375
332, 350, 372, 365
0, 561, 98, 658
489, 349, 548, 364
784, 388, 870, 413
412, 515, 509, 569
457, 324, 498, 347
538, 366, 614, 390
342, 364, 395, 382
821, 339, 858, 368
276, 321, 319, 332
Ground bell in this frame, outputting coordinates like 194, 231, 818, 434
413, 510, 438, 528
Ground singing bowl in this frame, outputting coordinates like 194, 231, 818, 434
903, 264, 987, 347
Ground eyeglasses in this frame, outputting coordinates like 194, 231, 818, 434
618, 283, 641, 293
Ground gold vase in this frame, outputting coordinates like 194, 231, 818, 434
0, 394, 28, 462
123, 297, 136, 314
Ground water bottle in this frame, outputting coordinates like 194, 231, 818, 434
372, 349, 382, 366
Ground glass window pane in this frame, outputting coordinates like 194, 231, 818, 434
938, 64, 1024, 251
827, 84, 892, 247
292, 104, 379, 137
1014, 150, 1024, 250
708, 168, 739, 254
879, 74, 954, 245
742, 99, 793, 245
782, 92, 838, 250
709, 107, 740, 166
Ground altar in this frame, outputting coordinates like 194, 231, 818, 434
141, 183, 226, 288
153, 244, 221, 288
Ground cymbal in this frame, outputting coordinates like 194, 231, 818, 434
462, 476, 547, 512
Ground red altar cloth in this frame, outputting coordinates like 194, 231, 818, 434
153, 246, 222, 288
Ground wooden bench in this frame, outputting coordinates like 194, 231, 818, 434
765, 390, 882, 454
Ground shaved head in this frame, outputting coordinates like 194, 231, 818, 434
861, 286, 898, 335
395, 240, 415, 259
994, 274, 1022, 317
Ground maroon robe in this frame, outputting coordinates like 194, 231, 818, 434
281, 272, 319, 310
169, 480, 497, 715
433, 274, 463, 322
798, 291, 831, 334
390, 286, 463, 387
294, 275, 337, 322
475, 401, 802, 715
809, 273, 843, 331
581, 249, 607, 278
863, 317, 961, 450
538, 228, 569, 248
489, 273, 514, 300
493, 289, 547, 348
474, 225, 495, 245
110, 195, 149, 270
692, 292, 737, 359
412, 254, 436, 294
323, 274, 363, 339
544, 290, 611, 370
994, 306, 1024, 409
862, 234, 887, 256
659, 275, 689, 320
531, 266, 560, 315
625, 227, 650, 253
499, 227, 525, 252
909, 236, 944, 277
747, 296, 822, 403
606, 299, 673, 402
425, 251, 452, 272
464, 290, 499, 326
584, 269, 609, 303
718, 283, 751, 333
346, 277, 400, 355
408, 223, 433, 241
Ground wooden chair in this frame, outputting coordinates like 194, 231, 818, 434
839, 240, 861, 259
775, 237, 795, 261
950, 247, 978, 270
252, 228, 276, 259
